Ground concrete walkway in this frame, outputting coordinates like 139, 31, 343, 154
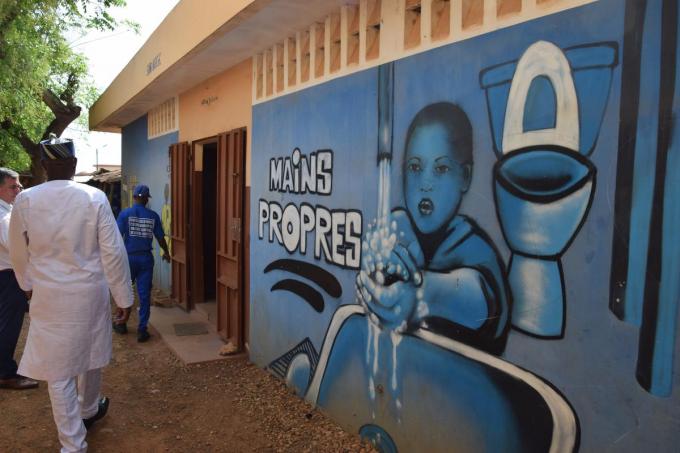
149, 304, 243, 364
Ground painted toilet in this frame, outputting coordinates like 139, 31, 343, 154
480, 41, 617, 337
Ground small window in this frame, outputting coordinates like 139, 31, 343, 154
255, 54, 264, 99
147, 97, 178, 139
265, 50, 274, 97
462, 0, 483, 30
404, 0, 422, 49
314, 22, 326, 78
431, 0, 451, 41
287, 36, 297, 87
330, 12, 342, 73
276, 43, 284, 92
300, 31, 311, 83
497, 0, 522, 17
347, 5, 360, 66
366, 0, 381, 61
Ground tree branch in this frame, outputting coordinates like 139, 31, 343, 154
60, 72, 79, 105
41, 88, 81, 141
0, 120, 39, 157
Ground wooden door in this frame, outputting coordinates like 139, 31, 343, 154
170, 142, 191, 311
216, 128, 246, 348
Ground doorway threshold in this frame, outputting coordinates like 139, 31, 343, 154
149, 305, 245, 365
194, 300, 217, 327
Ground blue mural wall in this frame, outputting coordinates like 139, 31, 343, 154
121, 114, 176, 294
250, 0, 680, 451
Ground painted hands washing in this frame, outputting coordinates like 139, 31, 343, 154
357, 224, 422, 330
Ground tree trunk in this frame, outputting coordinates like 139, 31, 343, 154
29, 148, 46, 185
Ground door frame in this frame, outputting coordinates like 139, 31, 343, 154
189, 136, 219, 308
170, 130, 247, 349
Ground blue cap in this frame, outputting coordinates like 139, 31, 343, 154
133, 184, 151, 198
39, 134, 75, 160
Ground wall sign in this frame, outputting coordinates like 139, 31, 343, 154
258, 148, 362, 269
146, 53, 161, 75
201, 95, 218, 106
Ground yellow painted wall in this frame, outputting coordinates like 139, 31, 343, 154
90, 0, 255, 131
178, 58, 253, 186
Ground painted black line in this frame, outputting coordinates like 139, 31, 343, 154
271, 279, 325, 313
493, 145, 596, 205
264, 259, 342, 298
608, 0, 648, 319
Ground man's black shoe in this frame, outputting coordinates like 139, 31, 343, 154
137, 330, 150, 343
83, 397, 109, 430
0, 375, 39, 390
112, 323, 127, 335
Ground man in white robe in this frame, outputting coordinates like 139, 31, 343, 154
9, 136, 134, 453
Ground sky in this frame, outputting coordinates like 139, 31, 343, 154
66, 0, 180, 173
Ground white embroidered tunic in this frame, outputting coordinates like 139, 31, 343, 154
9, 180, 133, 381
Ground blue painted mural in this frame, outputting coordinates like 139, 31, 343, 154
251, 0, 680, 451
121, 115, 176, 294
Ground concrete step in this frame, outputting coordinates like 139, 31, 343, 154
149, 305, 243, 365
193, 301, 218, 326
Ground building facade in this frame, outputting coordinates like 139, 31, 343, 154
91, 0, 680, 451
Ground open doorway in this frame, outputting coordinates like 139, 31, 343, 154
188, 138, 219, 326
180, 128, 247, 349
202, 142, 217, 303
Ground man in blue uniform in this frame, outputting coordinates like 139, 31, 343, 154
115, 184, 171, 342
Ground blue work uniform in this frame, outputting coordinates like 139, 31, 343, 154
117, 204, 164, 333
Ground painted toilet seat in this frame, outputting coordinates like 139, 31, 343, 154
502, 40, 580, 154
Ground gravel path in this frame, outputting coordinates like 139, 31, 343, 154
0, 308, 375, 452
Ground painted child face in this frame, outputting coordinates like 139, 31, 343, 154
404, 124, 470, 235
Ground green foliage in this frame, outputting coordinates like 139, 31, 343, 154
0, 129, 32, 170
0, 0, 127, 172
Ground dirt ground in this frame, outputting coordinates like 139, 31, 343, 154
0, 307, 375, 452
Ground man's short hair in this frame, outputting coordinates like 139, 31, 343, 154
0, 167, 19, 186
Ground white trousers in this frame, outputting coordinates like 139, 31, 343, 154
47, 368, 102, 453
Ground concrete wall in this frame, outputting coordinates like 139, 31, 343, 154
178, 58, 253, 186
121, 115, 178, 294
249, 0, 680, 451
90, 0, 255, 130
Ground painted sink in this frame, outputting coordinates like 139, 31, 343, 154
306, 305, 579, 453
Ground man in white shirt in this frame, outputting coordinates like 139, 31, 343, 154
0, 167, 38, 391
9, 137, 134, 453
